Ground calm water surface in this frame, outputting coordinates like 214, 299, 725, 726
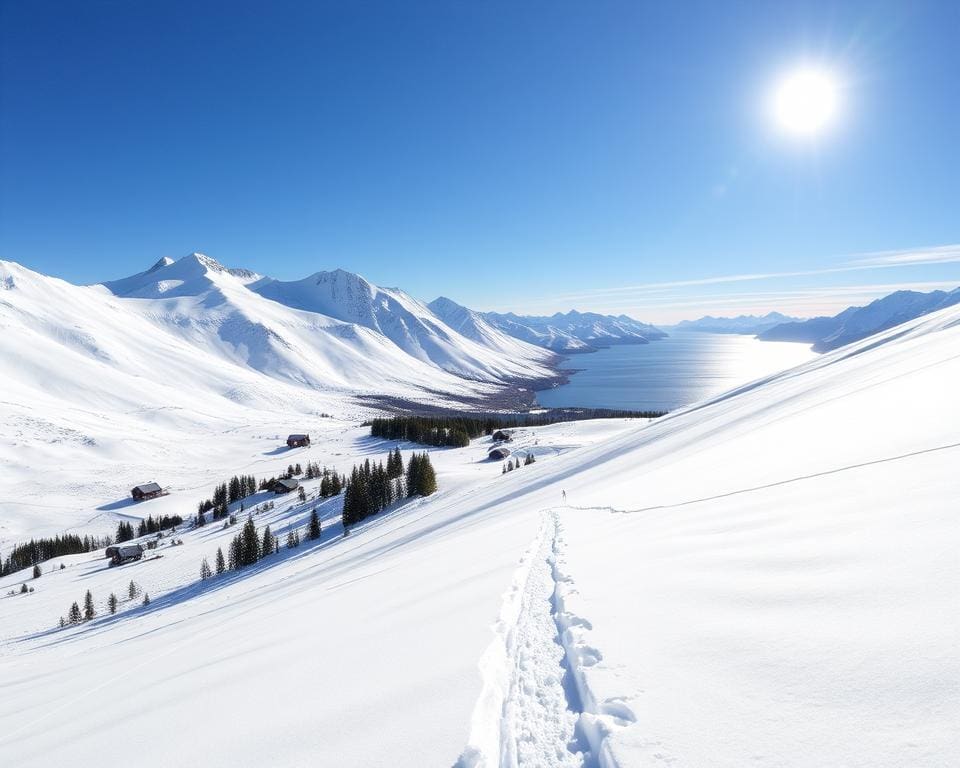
536, 332, 816, 412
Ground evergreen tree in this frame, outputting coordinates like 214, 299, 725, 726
196, 510, 206, 527
298, 485, 307, 503
241, 516, 260, 566
286, 530, 297, 549
83, 590, 95, 620
261, 526, 274, 557
215, 547, 226, 575
200, 557, 212, 580
417, 453, 437, 496
108, 593, 118, 614
294, 462, 302, 475
308, 508, 321, 540
32, 563, 41, 579
128, 580, 138, 599
68, 601, 82, 624
116, 520, 135, 543
142, 593, 150, 606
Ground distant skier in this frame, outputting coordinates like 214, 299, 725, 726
562, 489, 567, 504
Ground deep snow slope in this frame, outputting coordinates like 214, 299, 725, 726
1, 302, 957, 767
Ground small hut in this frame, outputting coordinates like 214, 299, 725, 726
131, 482, 163, 501
273, 477, 300, 495
286, 434, 311, 448
488, 447, 511, 461
491, 430, 513, 443
105, 543, 144, 566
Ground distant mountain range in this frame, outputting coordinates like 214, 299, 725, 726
669, 312, 799, 335
759, 287, 960, 351
429, 298, 667, 353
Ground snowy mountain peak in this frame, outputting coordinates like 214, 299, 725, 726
147, 256, 176, 273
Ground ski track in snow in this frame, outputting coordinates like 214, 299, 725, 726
457, 511, 635, 768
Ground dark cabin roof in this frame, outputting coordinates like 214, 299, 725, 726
133, 482, 162, 494
287, 434, 309, 441
275, 477, 300, 491
488, 447, 511, 460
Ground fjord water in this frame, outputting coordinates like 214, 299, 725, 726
536, 332, 816, 411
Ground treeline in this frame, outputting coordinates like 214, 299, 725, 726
342, 449, 436, 526
115, 514, 184, 542
369, 409, 667, 447
1, 534, 111, 576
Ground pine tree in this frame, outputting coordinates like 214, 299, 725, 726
108, 593, 118, 614
200, 557, 212, 580
261, 526, 274, 557
215, 547, 226, 574
298, 485, 307, 503
196, 510, 206, 527
286, 530, 297, 549
417, 453, 437, 495
32, 563, 41, 579
83, 590, 95, 620
142, 593, 150, 606
68, 601, 82, 624
241, 515, 260, 566
128, 580, 138, 599
308, 508, 321, 540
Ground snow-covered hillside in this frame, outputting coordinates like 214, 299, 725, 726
2, 297, 957, 767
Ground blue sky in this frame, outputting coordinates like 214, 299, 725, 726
1, 0, 957, 323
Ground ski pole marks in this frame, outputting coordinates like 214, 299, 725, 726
456, 511, 635, 768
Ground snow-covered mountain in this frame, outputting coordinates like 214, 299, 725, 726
253, 271, 557, 382
671, 311, 799, 334
0, 255, 558, 540
759, 286, 960, 350
2, 291, 957, 768
434, 302, 668, 353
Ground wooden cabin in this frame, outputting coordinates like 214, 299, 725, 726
131, 482, 163, 501
105, 543, 144, 566
491, 430, 513, 443
488, 447, 511, 461
286, 434, 311, 448
273, 477, 300, 495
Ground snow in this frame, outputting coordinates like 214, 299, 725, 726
1, 268, 958, 767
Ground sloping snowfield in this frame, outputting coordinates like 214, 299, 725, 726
1, 303, 958, 767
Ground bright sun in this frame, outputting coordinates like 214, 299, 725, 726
771, 67, 839, 137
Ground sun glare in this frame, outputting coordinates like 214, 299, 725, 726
771, 67, 839, 137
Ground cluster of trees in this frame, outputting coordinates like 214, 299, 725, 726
342, 450, 436, 526
369, 409, 668, 447
137, 514, 183, 537
369, 416, 489, 447
60, 581, 148, 627
198, 475, 259, 521
216, 508, 322, 575
1, 533, 111, 576
503, 453, 536, 473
